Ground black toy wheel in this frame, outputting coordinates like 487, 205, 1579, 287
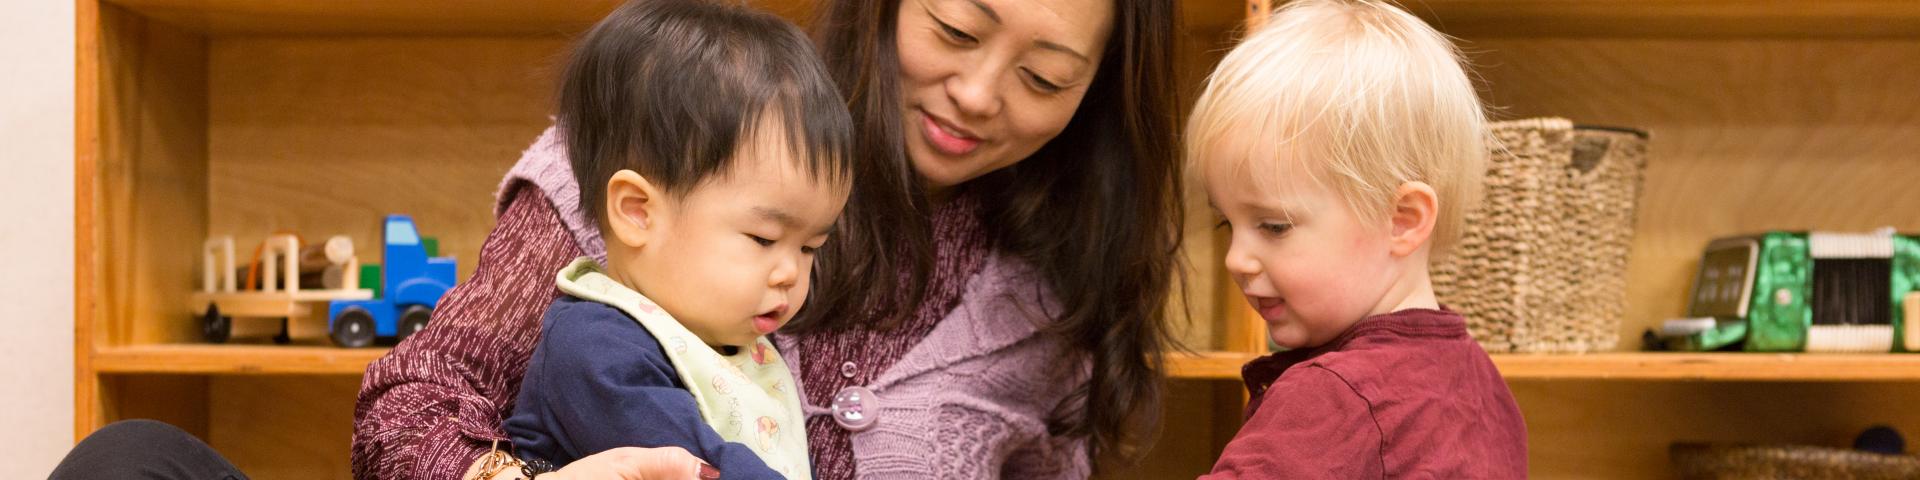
202, 304, 231, 344
331, 307, 377, 348
398, 305, 432, 342
272, 318, 292, 345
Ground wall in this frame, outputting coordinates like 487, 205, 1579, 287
0, 0, 78, 476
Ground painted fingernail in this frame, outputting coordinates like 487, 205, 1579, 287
698, 462, 721, 479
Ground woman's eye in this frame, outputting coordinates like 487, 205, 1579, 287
800, 246, 819, 255
747, 235, 775, 247
1214, 219, 1232, 231
1023, 70, 1064, 93
1258, 222, 1293, 236
935, 19, 977, 44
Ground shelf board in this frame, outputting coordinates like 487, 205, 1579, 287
92, 344, 388, 375
105, 0, 1252, 36
104, 0, 811, 35
1494, 352, 1920, 381
95, 345, 1920, 379
1169, 351, 1920, 382
1167, 350, 1258, 381
1412, 0, 1920, 38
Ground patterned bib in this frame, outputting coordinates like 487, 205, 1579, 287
556, 258, 811, 479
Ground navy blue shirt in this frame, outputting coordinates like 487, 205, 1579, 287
506, 296, 786, 478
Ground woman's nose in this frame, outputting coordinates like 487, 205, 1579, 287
945, 65, 1003, 119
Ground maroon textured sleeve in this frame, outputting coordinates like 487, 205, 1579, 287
352, 186, 585, 480
1199, 366, 1385, 480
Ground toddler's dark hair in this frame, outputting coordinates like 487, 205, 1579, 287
560, 0, 854, 228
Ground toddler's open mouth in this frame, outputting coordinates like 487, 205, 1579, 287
752, 304, 788, 335
1252, 296, 1288, 322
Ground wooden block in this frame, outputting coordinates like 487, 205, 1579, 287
1906, 292, 1920, 351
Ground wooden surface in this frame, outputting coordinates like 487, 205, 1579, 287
84, 3, 212, 436
1513, 381, 1920, 479
208, 376, 360, 480
102, 0, 1920, 38
1167, 350, 1257, 380
105, 0, 816, 34
1408, 0, 1920, 38
206, 36, 569, 282
94, 345, 388, 375
98, 375, 211, 439
96, 3, 209, 349
1467, 38, 1920, 354
1462, 36, 1920, 478
74, 0, 100, 440
1172, 351, 1920, 382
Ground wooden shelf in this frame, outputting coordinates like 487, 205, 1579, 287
1169, 351, 1920, 382
1495, 352, 1920, 381
1411, 0, 1920, 38
104, 0, 783, 34
1168, 350, 1260, 381
92, 344, 387, 375
107, 0, 1920, 38
104, 0, 1250, 36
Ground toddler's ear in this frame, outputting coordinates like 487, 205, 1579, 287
607, 170, 664, 249
1388, 181, 1438, 257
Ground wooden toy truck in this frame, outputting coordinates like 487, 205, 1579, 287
190, 234, 372, 344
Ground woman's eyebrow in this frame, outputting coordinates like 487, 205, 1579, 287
961, 0, 1002, 24
1035, 40, 1091, 64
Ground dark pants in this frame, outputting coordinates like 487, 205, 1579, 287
50, 419, 248, 480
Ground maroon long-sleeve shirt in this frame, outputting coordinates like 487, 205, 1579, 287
1201, 308, 1529, 479
352, 186, 581, 480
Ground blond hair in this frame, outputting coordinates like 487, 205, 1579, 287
1187, 0, 1485, 254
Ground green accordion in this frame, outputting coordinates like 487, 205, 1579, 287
1670, 230, 1920, 353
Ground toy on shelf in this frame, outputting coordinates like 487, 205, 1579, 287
191, 234, 372, 345
325, 214, 458, 348
1656, 228, 1920, 353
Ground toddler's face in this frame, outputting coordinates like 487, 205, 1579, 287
613, 135, 848, 349
1204, 151, 1400, 350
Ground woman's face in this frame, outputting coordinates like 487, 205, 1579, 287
894, 0, 1114, 192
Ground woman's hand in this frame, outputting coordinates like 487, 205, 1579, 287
541, 447, 720, 480
470, 447, 719, 480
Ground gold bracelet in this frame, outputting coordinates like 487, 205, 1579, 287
476, 440, 528, 480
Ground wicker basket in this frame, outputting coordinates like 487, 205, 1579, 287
1433, 118, 1648, 353
1672, 443, 1920, 480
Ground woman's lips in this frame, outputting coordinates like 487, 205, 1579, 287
920, 109, 982, 156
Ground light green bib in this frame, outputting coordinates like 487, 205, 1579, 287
556, 258, 811, 479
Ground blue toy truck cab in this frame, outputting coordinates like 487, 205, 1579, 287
327, 215, 457, 347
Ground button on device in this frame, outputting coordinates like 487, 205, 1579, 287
831, 386, 878, 431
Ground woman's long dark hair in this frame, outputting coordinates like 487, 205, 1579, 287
790, 0, 1182, 469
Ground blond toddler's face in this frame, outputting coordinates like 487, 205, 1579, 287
603, 125, 848, 349
1204, 153, 1403, 350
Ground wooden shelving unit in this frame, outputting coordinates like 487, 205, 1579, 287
1170, 351, 1920, 382
75, 0, 1920, 478
92, 345, 388, 375
1143, 1, 1920, 479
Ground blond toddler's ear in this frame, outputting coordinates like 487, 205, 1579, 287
606, 169, 665, 250
1388, 181, 1438, 257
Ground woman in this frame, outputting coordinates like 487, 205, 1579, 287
352, 0, 1181, 478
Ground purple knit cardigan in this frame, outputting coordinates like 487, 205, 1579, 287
351, 128, 1092, 479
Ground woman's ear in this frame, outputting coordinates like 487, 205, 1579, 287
606, 169, 666, 250
1389, 181, 1438, 257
